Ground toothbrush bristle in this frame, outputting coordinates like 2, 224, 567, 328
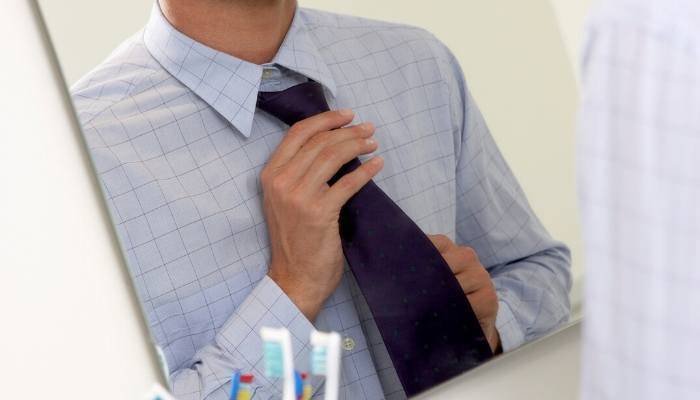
263, 342, 284, 378
311, 346, 327, 375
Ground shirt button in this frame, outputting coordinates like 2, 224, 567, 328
343, 336, 355, 351
262, 69, 274, 79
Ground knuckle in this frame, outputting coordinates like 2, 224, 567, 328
307, 130, 332, 149
335, 176, 353, 190
488, 285, 498, 298
287, 190, 306, 208
336, 164, 373, 192
435, 234, 450, 244
350, 124, 367, 137
270, 175, 289, 193
259, 168, 271, 184
485, 287, 498, 306
479, 268, 491, 282
287, 119, 309, 135
354, 166, 372, 181
337, 174, 358, 191
461, 246, 477, 260
288, 121, 306, 137
361, 164, 374, 179
318, 147, 337, 163
319, 111, 341, 128
355, 137, 370, 150
331, 109, 351, 122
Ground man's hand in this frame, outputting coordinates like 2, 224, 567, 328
261, 109, 383, 321
428, 234, 500, 352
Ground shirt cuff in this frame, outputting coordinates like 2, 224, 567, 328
216, 275, 321, 390
494, 299, 526, 352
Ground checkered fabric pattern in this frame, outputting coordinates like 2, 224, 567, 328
579, 1, 700, 399
71, 4, 571, 399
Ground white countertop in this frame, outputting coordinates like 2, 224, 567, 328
415, 322, 581, 400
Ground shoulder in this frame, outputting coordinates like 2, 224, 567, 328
300, 9, 470, 148
70, 32, 198, 176
300, 7, 434, 37
300, 8, 458, 70
70, 31, 168, 127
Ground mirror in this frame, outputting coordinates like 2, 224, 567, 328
38, 0, 584, 397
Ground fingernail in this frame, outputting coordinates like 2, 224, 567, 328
365, 138, 376, 145
360, 122, 374, 132
370, 156, 383, 165
339, 108, 354, 117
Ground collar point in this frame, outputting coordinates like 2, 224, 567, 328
231, 113, 255, 139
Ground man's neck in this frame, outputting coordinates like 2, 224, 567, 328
160, 0, 297, 65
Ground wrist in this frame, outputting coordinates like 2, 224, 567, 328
268, 269, 324, 321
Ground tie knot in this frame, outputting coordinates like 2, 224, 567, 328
257, 81, 331, 126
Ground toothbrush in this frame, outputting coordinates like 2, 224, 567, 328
310, 330, 342, 400
300, 372, 313, 400
260, 327, 296, 400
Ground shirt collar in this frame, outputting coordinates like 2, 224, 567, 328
143, 3, 337, 138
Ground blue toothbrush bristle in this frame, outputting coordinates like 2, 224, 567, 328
311, 346, 327, 375
263, 342, 284, 378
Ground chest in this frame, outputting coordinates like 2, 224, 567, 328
105, 83, 458, 309
100, 83, 458, 373
112, 89, 459, 255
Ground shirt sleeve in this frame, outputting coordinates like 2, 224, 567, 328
436, 41, 573, 351
169, 275, 322, 399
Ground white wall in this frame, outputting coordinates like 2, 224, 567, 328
39, 0, 586, 311
39, 0, 153, 85
551, 0, 592, 78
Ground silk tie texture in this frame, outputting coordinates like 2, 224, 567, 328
257, 81, 492, 396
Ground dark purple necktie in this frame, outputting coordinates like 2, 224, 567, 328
258, 81, 492, 396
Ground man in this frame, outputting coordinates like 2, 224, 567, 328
579, 0, 700, 399
72, 1, 571, 398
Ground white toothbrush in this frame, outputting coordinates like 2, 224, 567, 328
260, 327, 295, 400
310, 330, 342, 400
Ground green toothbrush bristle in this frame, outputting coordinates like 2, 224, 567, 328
263, 342, 284, 378
311, 347, 327, 375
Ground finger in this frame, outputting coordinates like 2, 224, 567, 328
455, 268, 489, 294
442, 247, 481, 274
267, 109, 355, 169
324, 156, 384, 207
467, 290, 491, 321
442, 245, 479, 274
442, 249, 468, 274
451, 246, 480, 271
428, 234, 452, 254
283, 123, 375, 184
466, 288, 499, 321
298, 134, 379, 190
459, 246, 480, 264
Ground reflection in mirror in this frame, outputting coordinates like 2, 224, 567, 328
39, 0, 583, 397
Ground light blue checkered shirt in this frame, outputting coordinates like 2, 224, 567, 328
72, 4, 571, 399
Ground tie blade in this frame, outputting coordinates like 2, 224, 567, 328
255, 81, 492, 396
340, 181, 493, 396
